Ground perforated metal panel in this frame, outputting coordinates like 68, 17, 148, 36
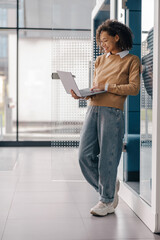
51, 31, 92, 146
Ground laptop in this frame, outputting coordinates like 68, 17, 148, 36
57, 70, 107, 97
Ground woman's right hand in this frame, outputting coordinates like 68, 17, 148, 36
71, 89, 90, 100
71, 89, 81, 99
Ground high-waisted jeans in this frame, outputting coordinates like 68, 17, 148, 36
79, 106, 124, 203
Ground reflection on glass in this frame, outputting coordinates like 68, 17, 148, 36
0, 0, 17, 27
140, 0, 154, 205
0, 31, 17, 141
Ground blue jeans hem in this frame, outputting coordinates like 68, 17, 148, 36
99, 197, 114, 204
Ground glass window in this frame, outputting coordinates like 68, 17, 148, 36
19, 0, 96, 29
116, 0, 125, 182
0, 1, 17, 27
140, 0, 154, 205
0, 0, 96, 143
18, 30, 52, 141
0, 30, 17, 141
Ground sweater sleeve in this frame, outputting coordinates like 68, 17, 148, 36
107, 56, 141, 96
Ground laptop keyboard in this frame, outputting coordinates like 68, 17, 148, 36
79, 88, 93, 95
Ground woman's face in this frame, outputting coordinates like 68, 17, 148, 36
100, 31, 120, 54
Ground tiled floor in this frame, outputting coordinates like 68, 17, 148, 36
0, 147, 160, 240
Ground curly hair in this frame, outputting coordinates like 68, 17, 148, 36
96, 19, 133, 52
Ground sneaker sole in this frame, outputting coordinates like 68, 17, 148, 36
90, 207, 115, 216
112, 179, 120, 209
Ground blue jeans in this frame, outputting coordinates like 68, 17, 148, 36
79, 106, 124, 203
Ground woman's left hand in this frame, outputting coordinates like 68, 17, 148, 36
90, 83, 104, 92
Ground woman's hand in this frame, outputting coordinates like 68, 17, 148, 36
90, 83, 105, 92
71, 90, 90, 100
71, 89, 82, 99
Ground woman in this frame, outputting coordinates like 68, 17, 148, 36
71, 19, 140, 216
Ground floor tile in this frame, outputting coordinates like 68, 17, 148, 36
0, 217, 6, 239
18, 175, 52, 182
71, 190, 99, 203
83, 216, 160, 239
12, 191, 75, 204
8, 202, 81, 219
0, 190, 15, 218
16, 181, 69, 192
2, 218, 88, 240
0, 176, 18, 191
76, 201, 137, 219
0, 147, 160, 240
0, 148, 20, 171
67, 181, 95, 192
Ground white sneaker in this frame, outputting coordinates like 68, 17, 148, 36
112, 179, 120, 209
90, 201, 115, 216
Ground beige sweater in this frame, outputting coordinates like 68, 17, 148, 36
89, 53, 141, 110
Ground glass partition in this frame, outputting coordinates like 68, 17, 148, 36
51, 30, 92, 143
116, 0, 125, 182
0, 0, 17, 28
116, 0, 153, 205
0, 30, 17, 141
18, 30, 52, 141
19, 0, 95, 29
51, 30, 92, 180
117, 0, 125, 24
0, 0, 96, 144
140, 0, 154, 205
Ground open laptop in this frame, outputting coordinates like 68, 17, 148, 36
57, 70, 107, 97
